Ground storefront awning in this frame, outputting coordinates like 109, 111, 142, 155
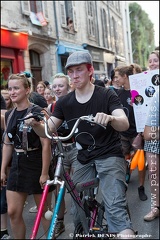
1, 28, 28, 50
58, 43, 88, 55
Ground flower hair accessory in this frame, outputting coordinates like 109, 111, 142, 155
20, 71, 33, 78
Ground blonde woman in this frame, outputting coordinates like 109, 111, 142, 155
51, 73, 78, 238
1, 73, 54, 239
1, 89, 14, 110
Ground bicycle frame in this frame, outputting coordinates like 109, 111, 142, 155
23, 115, 105, 239
30, 150, 100, 239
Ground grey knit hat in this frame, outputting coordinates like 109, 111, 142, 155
65, 51, 92, 69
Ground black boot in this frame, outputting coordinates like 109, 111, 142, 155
138, 186, 148, 201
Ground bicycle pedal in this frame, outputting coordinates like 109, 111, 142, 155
92, 227, 100, 231
90, 227, 102, 235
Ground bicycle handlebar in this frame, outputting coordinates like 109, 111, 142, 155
18, 112, 45, 122
45, 115, 106, 141
18, 113, 106, 141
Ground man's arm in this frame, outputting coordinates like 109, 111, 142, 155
94, 109, 129, 131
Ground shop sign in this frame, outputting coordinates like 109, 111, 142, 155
87, 47, 104, 62
1, 28, 28, 50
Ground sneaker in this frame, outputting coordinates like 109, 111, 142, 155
1, 234, 11, 239
54, 220, 65, 238
144, 208, 159, 221
29, 205, 38, 213
138, 186, 148, 201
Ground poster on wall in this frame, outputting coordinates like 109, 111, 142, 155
129, 69, 159, 133
1, 60, 13, 88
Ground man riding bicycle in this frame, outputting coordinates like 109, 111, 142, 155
26, 51, 135, 239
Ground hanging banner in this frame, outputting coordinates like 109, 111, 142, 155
129, 69, 159, 132
36, 12, 47, 26
30, 12, 42, 26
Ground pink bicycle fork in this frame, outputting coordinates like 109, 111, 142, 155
30, 184, 50, 239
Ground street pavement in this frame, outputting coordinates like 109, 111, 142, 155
7, 167, 159, 239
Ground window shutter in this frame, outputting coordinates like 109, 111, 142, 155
59, 1, 67, 27
21, 1, 30, 15
72, 1, 77, 31
42, 1, 49, 20
87, 1, 95, 38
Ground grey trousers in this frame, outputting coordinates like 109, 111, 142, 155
72, 156, 134, 233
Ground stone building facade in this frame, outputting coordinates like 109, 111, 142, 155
1, 1, 132, 89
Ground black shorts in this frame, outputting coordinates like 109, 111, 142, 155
7, 149, 55, 194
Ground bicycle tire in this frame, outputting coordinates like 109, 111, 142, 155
73, 201, 109, 239
73, 223, 110, 239
73, 222, 87, 239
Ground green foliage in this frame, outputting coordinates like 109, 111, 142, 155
129, 2, 155, 68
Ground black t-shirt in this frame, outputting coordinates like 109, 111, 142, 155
52, 86, 124, 164
93, 80, 105, 88
57, 120, 74, 144
117, 88, 137, 138
5, 105, 42, 149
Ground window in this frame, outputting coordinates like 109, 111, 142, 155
59, 1, 77, 32
21, 1, 48, 20
115, 2, 120, 12
110, 16, 115, 51
117, 21, 124, 55
87, 1, 96, 39
30, 1, 37, 13
93, 62, 100, 71
101, 8, 109, 48
29, 50, 42, 90
112, 18, 118, 54
29, 50, 40, 66
61, 56, 68, 75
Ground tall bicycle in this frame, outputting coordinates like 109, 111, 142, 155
19, 114, 117, 239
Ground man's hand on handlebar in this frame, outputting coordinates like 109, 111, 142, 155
94, 113, 113, 127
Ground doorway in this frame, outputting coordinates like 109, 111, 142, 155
29, 50, 42, 91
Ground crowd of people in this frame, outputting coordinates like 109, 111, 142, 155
0, 49, 159, 239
